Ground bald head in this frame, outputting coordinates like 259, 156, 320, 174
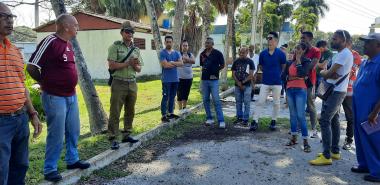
0, 2, 15, 38
239, 46, 249, 59
55, 14, 79, 40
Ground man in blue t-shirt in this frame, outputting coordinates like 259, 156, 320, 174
160, 36, 183, 122
250, 32, 287, 132
199, 37, 226, 128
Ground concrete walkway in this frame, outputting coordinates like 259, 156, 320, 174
104, 96, 374, 185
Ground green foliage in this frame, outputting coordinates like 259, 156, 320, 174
291, 6, 318, 40
24, 69, 45, 120
8, 26, 36, 43
351, 34, 365, 55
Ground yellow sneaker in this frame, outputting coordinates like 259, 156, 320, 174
310, 154, 333, 166
316, 153, 341, 160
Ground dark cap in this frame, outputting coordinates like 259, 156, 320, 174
121, 21, 134, 33
360, 33, 380, 42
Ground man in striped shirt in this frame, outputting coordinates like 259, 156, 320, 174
27, 14, 90, 182
0, 2, 42, 185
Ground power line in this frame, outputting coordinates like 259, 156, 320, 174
345, 0, 379, 17
334, 0, 378, 18
328, 1, 376, 20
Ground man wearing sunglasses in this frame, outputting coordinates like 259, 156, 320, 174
0, 2, 42, 184
250, 32, 287, 131
310, 30, 353, 166
107, 21, 142, 150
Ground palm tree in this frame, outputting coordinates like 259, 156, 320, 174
210, 0, 241, 90
292, 6, 318, 39
144, 0, 164, 58
99, 0, 166, 21
171, 0, 186, 51
50, 0, 108, 134
298, 0, 329, 30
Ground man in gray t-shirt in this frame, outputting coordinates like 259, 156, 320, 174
177, 40, 195, 113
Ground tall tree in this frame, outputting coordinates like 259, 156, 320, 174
297, 0, 329, 30
291, 6, 318, 39
50, 0, 108, 134
144, 0, 164, 58
99, 0, 165, 21
172, 0, 186, 51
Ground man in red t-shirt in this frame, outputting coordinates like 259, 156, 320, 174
27, 14, 90, 182
300, 31, 321, 138
342, 40, 362, 150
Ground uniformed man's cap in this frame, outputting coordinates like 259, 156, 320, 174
121, 21, 135, 34
360, 33, 380, 43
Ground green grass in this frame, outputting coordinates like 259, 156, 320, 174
26, 68, 234, 184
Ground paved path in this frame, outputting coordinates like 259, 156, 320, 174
105, 97, 374, 185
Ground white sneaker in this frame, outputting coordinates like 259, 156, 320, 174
205, 119, 214, 126
311, 130, 318, 138
179, 109, 185, 115
219, 122, 226, 129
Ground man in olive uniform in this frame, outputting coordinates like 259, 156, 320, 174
107, 21, 143, 150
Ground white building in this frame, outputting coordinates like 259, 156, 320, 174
34, 11, 172, 80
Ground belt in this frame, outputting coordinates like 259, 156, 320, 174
0, 106, 26, 117
113, 77, 136, 82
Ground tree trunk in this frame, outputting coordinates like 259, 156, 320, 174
144, 0, 164, 58
50, 0, 108, 134
250, 0, 259, 51
259, 0, 265, 51
220, 0, 234, 91
198, 0, 212, 92
231, 15, 236, 61
172, 0, 186, 51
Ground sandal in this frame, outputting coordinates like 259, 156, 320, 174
303, 143, 311, 153
286, 137, 298, 146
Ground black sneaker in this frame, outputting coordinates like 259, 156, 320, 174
44, 171, 62, 182
122, 136, 139, 144
161, 115, 170, 122
67, 160, 90, 170
168, 114, 180, 119
241, 120, 249, 127
364, 175, 380, 182
269, 120, 277, 131
111, 141, 120, 150
233, 118, 243, 125
249, 120, 258, 131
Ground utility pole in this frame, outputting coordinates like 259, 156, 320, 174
34, 0, 39, 27
250, 0, 259, 52
259, 0, 265, 51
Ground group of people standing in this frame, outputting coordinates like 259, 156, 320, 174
1, 0, 380, 183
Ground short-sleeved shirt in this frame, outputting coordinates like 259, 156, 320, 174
107, 41, 143, 80
327, 48, 353, 92
304, 46, 321, 86
259, 48, 287, 85
231, 58, 255, 86
0, 38, 26, 113
28, 34, 78, 97
160, 49, 181, 83
200, 49, 225, 80
177, 52, 193, 79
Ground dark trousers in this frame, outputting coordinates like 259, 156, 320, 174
161, 82, 179, 116
342, 96, 354, 143
320, 91, 346, 159
0, 112, 29, 185
108, 79, 137, 141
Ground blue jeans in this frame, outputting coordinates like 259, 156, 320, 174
286, 88, 308, 139
0, 112, 29, 185
42, 92, 80, 175
234, 85, 252, 121
161, 82, 178, 116
201, 80, 224, 122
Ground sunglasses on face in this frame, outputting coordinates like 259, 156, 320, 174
267, 37, 273, 41
123, 29, 134, 34
0, 12, 17, 20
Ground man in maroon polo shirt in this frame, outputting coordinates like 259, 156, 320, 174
27, 14, 90, 182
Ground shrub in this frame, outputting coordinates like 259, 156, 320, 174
24, 69, 45, 120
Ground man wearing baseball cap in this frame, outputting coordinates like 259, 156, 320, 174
351, 33, 380, 182
107, 21, 143, 150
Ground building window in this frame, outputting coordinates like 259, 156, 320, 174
151, 39, 156, 50
133, 38, 146, 49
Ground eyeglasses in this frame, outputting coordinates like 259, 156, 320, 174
123, 29, 134, 34
267, 37, 273, 41
0, 12, 17, 21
